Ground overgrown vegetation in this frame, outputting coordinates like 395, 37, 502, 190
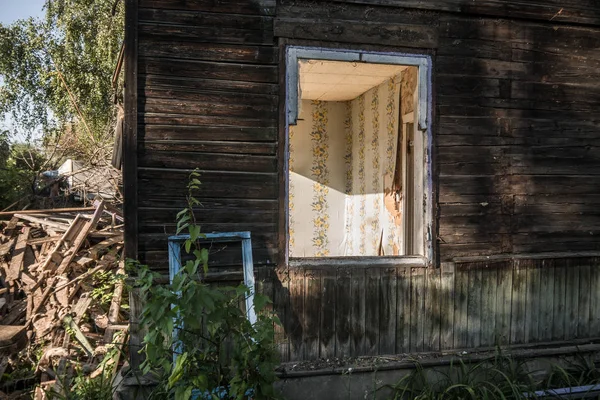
131, 171, 281, 399
0, 0, 124, 209
384, 352, 600, 400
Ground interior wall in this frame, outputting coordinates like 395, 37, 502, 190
289, 75, 402, 257
346, 75, 402, 256
289, 100, 348, 257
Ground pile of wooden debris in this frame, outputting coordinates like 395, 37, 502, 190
0, 201, 127, 398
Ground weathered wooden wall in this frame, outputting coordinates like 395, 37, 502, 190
126, 0, 600, 363
263, 257, 600, 362
134, 0, 279, 273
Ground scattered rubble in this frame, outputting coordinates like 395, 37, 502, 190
0, 201, 126, 398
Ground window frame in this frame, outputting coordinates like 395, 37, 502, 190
282, 46, 434, 267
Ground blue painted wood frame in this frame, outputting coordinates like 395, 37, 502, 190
168, 231, 257, 326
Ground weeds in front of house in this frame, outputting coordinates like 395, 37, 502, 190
132, 170, 281, 399
383, 351, 600, 400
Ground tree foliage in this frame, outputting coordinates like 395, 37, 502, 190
0, 0, 123, 148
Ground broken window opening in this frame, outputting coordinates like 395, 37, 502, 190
287, 53, 430, 260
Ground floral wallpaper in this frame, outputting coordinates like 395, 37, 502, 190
289, 75, 402, 257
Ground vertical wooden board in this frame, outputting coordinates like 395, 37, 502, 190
288, 268, 305, 361
510, 260, 527, 345
538, 260, 554, 343
526, 261, 540, 344
336, 268, 352, 358
466, 264, 482, 349
396, 267, 411, 354
552, 259, 567, 341
275, 268, 291, 362
480, 263, 497, 348
379, 267, 397, 355
578, 262, 591, 339
589, 260, 600, 338
440, 266, 455, 350
410, 268, 425, 353
454, 265, 469, 349
425, 268, 441, 352
565, 260, 579, 340
351, 268, 366, 356
364, 268, 380, 356
319, 268, 336, 359
495, 262, 512, 346
304, 269, 321, 360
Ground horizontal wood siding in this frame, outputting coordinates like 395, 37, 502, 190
275, 0, 600, 261
136, 0, 279, 269
131, 0, 600, 363
277, 258, 600, 361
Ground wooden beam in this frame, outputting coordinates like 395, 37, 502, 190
0, 207, 95, 219
123, 0, 138, 262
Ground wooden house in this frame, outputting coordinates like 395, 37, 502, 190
123, 0, 600, 367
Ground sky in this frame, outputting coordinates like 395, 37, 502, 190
0, 0, 46, 24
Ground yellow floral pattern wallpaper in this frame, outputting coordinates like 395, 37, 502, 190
289, 75, 402, 257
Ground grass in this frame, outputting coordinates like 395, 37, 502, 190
383, 351, 600, 400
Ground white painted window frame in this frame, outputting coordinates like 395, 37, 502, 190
284, 46, 433, 266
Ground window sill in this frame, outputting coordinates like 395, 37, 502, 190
288, 256, 427, 269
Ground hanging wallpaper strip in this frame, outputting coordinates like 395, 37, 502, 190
357, 95, 367, 255
310, 101, 330, 257
371, 87, 381, 254
385, 77, 399, 255
344, 102, 354, 255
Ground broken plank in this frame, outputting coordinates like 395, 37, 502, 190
30, 202, 106, 319
0, 237, 17, 258
6, 227, 30, 283
0, 207, 94, 219
13, 214, 71, 231
88, 235, 124, 259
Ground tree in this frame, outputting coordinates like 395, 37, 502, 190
0, 0, 124, 160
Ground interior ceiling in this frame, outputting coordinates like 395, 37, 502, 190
299, 60, 407, 101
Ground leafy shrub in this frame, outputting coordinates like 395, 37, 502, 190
134, 171, 280, 400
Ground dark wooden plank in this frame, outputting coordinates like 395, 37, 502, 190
453, 265, 469, 349
141, 87, 277, 107
396, 267, 411, 354
495, 261, 512, 346
578, 262, 591, 338
140, 74, 278, 96
590, 261, 600, 337
410, 268, 425, 353
139, 97, 277, 119
304, 269, 321, 360
139, 39, 277, 64
539, 259, 555, 342
564, 260, 579, 339
138, 0, 275, 15
138, 23, 274, 46
273, 268, 289, 362
351, 268, 366, 356
466, 264, 482, 348
274, 17, 438, 49
379, 267, 397, 355
138, 151, 277, 172
364, 268, 380, 356
480, 262, 497, 347
139, 57, 277, 83
425, 268, 441, 352
440, 264, 455, 350
140, 113, 277, 128
124, 0, 139, 262
288, 268, 305, 361
552, 259, 567, 341
138, 169, 277, 200
525, 261, 540, 343
141, 141, 277, 155
319, 269, 336, 359
141, 125, 277, 142
330, 0, 600, 25
510, 260, 527, 345
335, 268, 352, 357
